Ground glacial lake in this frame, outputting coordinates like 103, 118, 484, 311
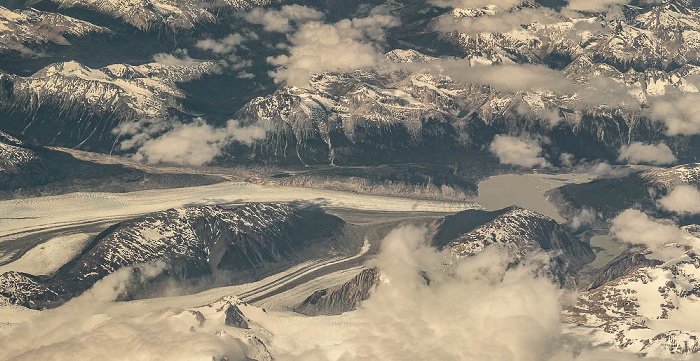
473, 172, 595, 223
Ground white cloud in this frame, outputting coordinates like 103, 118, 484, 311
514, 102, 563, 127
115, 117, 268, 166
113, 117, 170, 151
436, 7, 559, 35
617, 142, 677, 165
0, 226, 572, 361
244, 5, 324, 33
196, 33, 247, 54
194, 33, 256, 73
267, 13, 399, 87
650, 93, 700, 136
610, 209, 699, 260
0, 262, 254, 361
565, 0, 629, 12
569, 207, 598, 231
489, 135, 551, 168
268, 227, 678, 360
572, 161, 633, 178
129, 118, 268, 166
611, 209, 684, 248
435, 60, 576, 93
559, 153, 575, 167
152, 49, 201, 67
576, 76, 641, 110
658, 185, 700, 215
264, 225, 566, 361
565, 0, 663, 13
3, 225, 694, 360
425, 61, 644, 116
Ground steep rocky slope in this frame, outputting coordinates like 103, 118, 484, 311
584, 248, 663, 290
294, 267, 379, 316
0, 5, 110, 55
0, 59, 222, 150
443, 0, 700, 71
0, 203, 346, 309
293, 206, 595, 318
233, 48, 700, 165
43, 0, 279, 31
547, 163, 700, 222
0, 130, 224, 198
566, 247, 700, 357
3, 1, 700, 166
431, 206, 595, 283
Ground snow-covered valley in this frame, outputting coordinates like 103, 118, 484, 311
0, 167, 638, 358
4, 0, 700, 358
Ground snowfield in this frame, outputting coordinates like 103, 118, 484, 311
0, 181, 480, 243
0, 233, 92, 276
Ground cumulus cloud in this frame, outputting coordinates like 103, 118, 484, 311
611, 209, 686, 248
114, 117, 268, 166
113, 117, 169, 151
262, 226, 675, 360
658, 185, 700, 215
565, 0, 663, 13
573, 161, 634, 178
268, 13, 399, 87
559, 153, 575, 167
576, 76, 641, 110
264, 225, 566, 361
128, 118, 268, 166
194, 33, 257, 74
569, 207, 598, 231
424, 61, 644, 117
244, 5, 324, 33
617, 142, 677, 165
610, 209, 699, 260
0, 261, 254, 361
196, 33, 248, 54
4, 225, 692, 360
489, 135, 551, 168
650, 93, 700, 136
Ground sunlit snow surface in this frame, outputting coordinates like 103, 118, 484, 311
0, 181, 479, 238
0, 170, 694, 360
0, 225, 686, 361
0, 234, 92, 276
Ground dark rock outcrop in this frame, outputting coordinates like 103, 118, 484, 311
0, 203, 346, 309
586, 249, 663, 290
431, 207, 595, 284
224, 304, 249, 329
0, 130, 224, 199
0, 271, 60, 309
295, 267, 380, 316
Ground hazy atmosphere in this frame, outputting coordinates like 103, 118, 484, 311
2, 0, 700, 360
